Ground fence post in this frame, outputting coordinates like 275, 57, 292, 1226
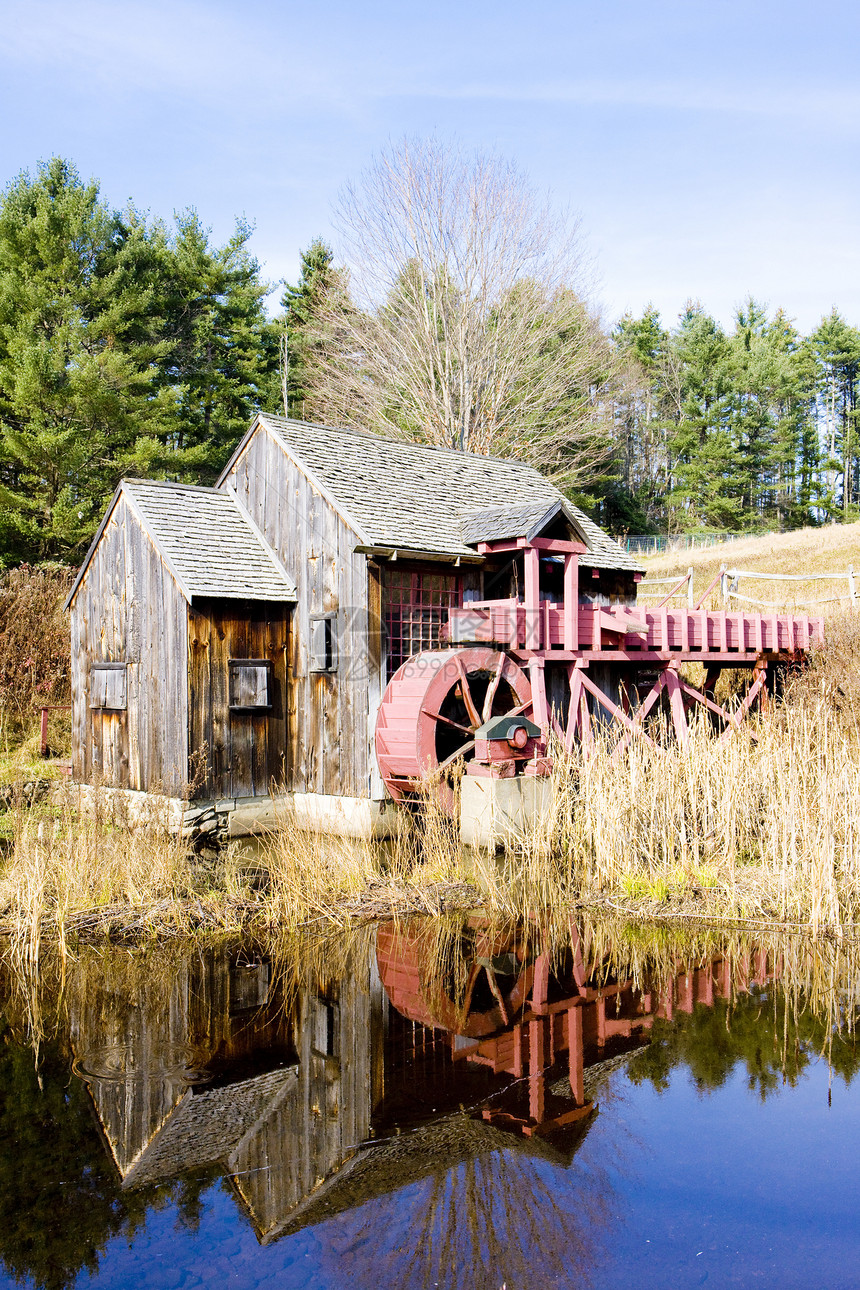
719, 564, 728, 606
687, 566, 694, 609
850, 565, 857, 607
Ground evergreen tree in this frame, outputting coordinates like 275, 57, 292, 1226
810, 309, 860, 520
0, 162, 282, 564
606, 307, 676, 531
281, 237, 336, 420
155, 210, 282, 479
666, 304, 742, 530
0, 159, 171, 563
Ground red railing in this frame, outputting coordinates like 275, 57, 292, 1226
446, 600, 825, 658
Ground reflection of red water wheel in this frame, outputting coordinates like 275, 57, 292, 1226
377, 923, 536, 1038
375, 648, 532, 810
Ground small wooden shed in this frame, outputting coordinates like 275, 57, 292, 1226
66, 479, 296, 799
68, 415, 641, 832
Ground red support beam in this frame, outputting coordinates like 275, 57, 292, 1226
664, 664, 689, 749
529, 657, 549, 735
524, 545, 541, 649
568, 1005, 585, 1105
563, 552, 579, 650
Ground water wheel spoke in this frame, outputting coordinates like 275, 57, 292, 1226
481, 654, 505, 723
454, 654, 483, 729
423, 708, 472, 737
481, 964, 511, 1025
437, 739, 476, 773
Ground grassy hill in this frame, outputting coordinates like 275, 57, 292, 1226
638, 522, 860, 613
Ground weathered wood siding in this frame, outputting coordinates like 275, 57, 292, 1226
69, 496, 188, 794
67, 947, 294, 1183
222, 426, 372, 797
187, 599, 290, 799
231, 952, 383, 1241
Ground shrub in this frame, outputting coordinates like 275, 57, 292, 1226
0, 565, 72, 741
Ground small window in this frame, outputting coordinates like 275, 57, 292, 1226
309, 614, 338, 673
229, 960, 270, 1014
90, 663, 127, 710
310, 994, 338, 1057
229, 659, 272, 710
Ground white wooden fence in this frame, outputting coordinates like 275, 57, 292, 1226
720, 565, 857, 608
639, 564, 858, 609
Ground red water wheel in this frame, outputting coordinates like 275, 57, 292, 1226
375, 647, 533, 809
377, 922, 537, 1038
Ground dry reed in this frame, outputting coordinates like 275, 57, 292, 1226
1, 611, 859, 949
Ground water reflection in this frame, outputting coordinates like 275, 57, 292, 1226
0, 920, 859, 1288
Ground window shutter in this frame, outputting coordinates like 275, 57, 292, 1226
229, 660, 272, 710
90, 663, 127, 710
229, 961, 270, 1013
309, 615, 337, 672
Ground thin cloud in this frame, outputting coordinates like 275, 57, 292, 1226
400, 76, 860, 126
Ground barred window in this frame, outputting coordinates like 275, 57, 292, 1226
383, 568, 460, 678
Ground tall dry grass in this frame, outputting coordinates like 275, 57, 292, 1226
0, 787, 208, 974
640, 521, 860, 611
1, 612, 859, 949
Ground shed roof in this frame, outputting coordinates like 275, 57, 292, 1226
66, 479, 297, 609
237, 415, 641, 572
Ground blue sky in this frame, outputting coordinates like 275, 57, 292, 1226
2, 0, 858, 333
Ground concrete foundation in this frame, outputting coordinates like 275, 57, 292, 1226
63, 783, 398, 842
459, 774, 554, 850
287, 794, 396, 840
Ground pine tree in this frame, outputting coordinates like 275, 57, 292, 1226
0, 159, 171, 563
666, 304, 741, 531
281, 238, 335, 420
810, 309, 860, 520
155, 211, 282, 479
608, 307, 675, 531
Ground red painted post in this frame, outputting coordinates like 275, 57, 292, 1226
524, 545, 541, 649
529, 1017, 546, 1124
513, 1024, 523, 1078
665, 665, 689, 749
566, 664, 584, 750
568, 1005, 585, 1105
528, 658, 549, 737
563, 553, 579, 650
532, 952, 551, 1009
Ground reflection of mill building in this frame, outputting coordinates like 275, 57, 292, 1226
67, 928, 780, 1246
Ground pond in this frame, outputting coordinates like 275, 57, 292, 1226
1, 917, 859, 1289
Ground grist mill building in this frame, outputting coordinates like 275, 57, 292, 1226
66, 414, 642, 837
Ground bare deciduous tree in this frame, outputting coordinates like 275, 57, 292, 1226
305, 137, 612, 483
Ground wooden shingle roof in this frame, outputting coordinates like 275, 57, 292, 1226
66, 479, 297, 609
243, 416, 642, 573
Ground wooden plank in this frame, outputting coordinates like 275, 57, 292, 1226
322, 499, 341, 796
366, 561, 384, 798
187, 607, 210, 796
228, 611, 252, 798
208, 601, 229, 798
